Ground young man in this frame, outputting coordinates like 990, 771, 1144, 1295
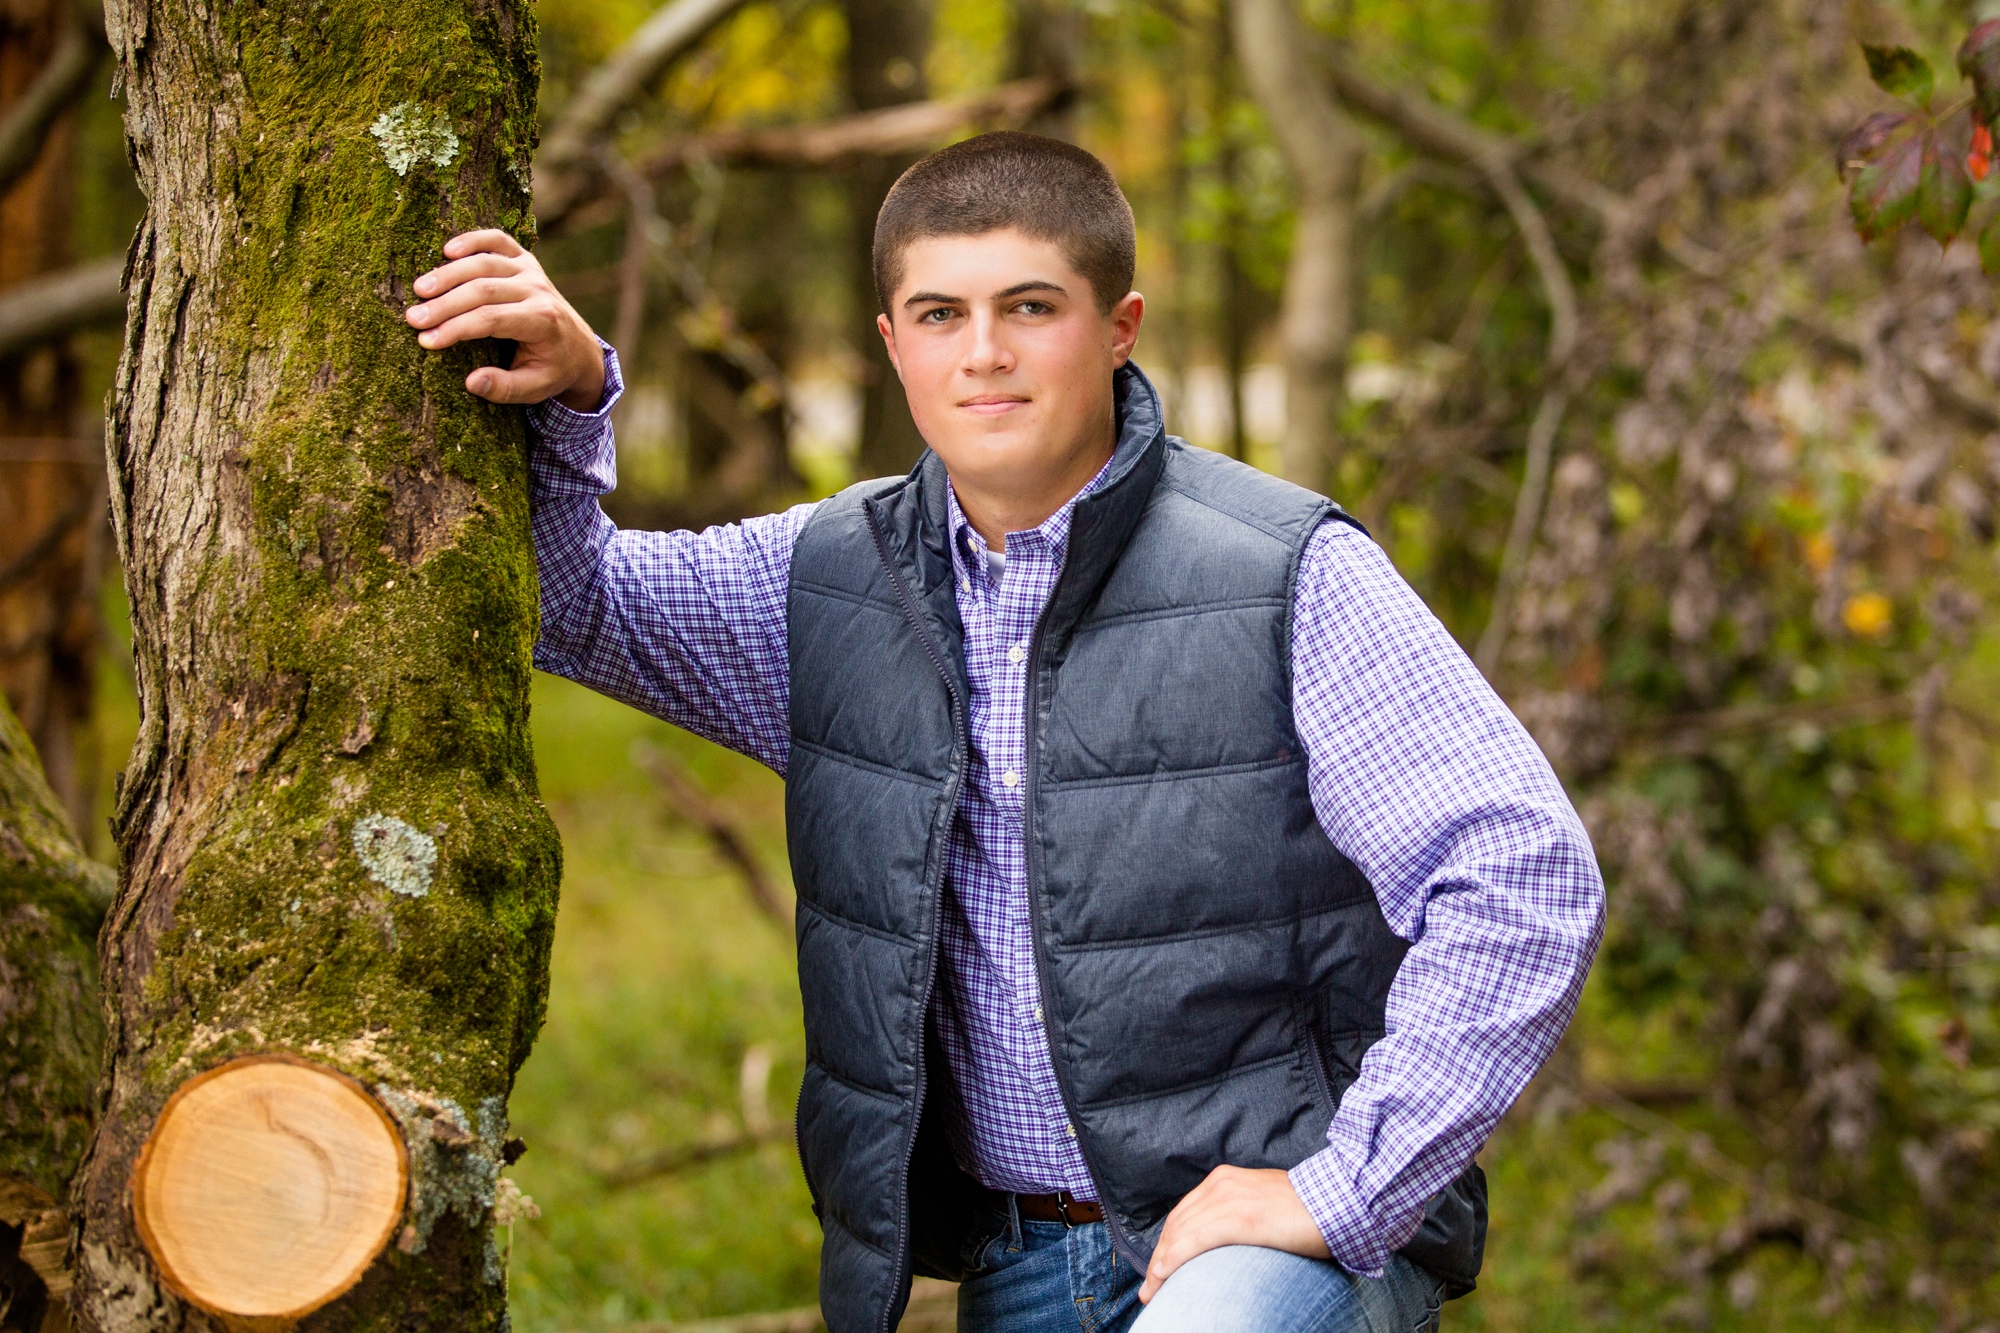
405, 133, 1604, 1333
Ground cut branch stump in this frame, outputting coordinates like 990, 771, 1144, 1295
130, 1056, 407, 1329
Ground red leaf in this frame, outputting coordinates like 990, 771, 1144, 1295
1970, 123, 1993, 182
1850, 128, 1925, 241
1920, 128, 1972, 243
1839, 110, 1918, 176
1959, 20, 2000, 124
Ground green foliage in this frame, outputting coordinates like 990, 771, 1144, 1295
1865, 44, 1936, 106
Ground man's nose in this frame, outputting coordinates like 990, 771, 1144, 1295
963, 309, 1015, 376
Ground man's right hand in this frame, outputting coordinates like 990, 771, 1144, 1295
405, 229, 608, 412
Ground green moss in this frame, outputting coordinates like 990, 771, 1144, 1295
0, 694, 108, 1200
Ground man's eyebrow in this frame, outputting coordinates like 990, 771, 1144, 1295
900, 280, 1069, 308
994, 280, 1067, 300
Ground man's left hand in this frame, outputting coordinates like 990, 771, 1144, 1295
1137, 1165, 1331, 1304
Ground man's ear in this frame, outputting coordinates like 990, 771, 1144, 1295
876, 312, 904, 382
1109, 291, 1145, 369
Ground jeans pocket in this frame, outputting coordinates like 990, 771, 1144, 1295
960, 1209, 1014, 1275
1412, 1276, 1445, 1333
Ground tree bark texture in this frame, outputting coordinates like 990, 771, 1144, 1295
1230, 0, 1363, 496
1, 0, 102, 839
846, 0, 930, 480
0, 691, 108, 1333
76, 0, 557, 1328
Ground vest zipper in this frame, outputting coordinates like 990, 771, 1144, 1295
863, 503, 965, 1333
1019, 584, 1149, 1274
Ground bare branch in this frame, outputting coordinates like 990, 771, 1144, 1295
1309, 45, 1581, 672
602, 1046, 788, 1188
532, 0, 758, 228
1358, 159, 1479, 230
598, 145, 658, 368
607, 1279, 959, 1332
0, 254, 124, 359
1474, 380, 1570, 673
549, 80, 1073, 237
631, 739, 790, 926
599, 1122, 792, 1188
636, 77, 1069, 178
0, 484, 101, 599
1316, 47, 1620, 226
0, 10, 107, 198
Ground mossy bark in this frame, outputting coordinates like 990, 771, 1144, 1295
0, 692, 108, 1331
75, 1, 556, 1329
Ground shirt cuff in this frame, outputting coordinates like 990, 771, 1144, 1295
1288, 1147, 1396, 1278
526, 339, 625, 441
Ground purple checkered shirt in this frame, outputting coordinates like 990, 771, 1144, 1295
527, 347, 1604, 1277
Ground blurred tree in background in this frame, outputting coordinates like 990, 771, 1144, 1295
3, 0, 1999, 1328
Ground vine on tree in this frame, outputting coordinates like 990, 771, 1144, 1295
1841, 25, 2000, 266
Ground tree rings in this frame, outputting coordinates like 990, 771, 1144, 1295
131, 1054, 408, 1322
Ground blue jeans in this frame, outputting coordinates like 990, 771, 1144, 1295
954, 1203, 1446, 1333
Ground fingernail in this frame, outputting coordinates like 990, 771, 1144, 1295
410, 304, 427, 320
472, 374, 490, 392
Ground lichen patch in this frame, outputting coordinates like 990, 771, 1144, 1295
377, 1089, 512, 1284
369, 104, 460, 177
352, 814, 436, 897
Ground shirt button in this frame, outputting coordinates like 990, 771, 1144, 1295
1001, 769, 1020, 789
1007, 644, 1026, 665
1033, 1005, 1043, 1022
1066, 1124, 1078, 1138
959, 577, 971, 593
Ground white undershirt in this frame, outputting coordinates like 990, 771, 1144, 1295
985, 546, 1006, 587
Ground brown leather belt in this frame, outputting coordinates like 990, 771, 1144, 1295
1005, 1190, 1104, 1226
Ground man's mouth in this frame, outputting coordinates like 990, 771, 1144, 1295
958, 394, 1030, 415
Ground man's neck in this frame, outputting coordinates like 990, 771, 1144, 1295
949, 434, 1117, 553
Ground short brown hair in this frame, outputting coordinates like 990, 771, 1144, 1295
872, 131, 1137, 316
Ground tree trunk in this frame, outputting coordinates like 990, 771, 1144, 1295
0, 692, 109, 1333
1008, 0, 1075, 139
1230, 0, 1363, 496
74, 0, 558, 1328
1208, 9, 1251, 464
0, 0, 102, 839
846, 0, 930, 479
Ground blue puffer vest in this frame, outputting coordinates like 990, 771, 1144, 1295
785, 365, 1485, 1333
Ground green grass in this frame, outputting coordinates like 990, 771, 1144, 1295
508, 673, 819, 1330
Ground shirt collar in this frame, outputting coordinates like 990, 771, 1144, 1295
945, 451, 1117, 582
941, 361, 1163, 584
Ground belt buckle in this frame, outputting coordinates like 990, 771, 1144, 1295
1054, 1191, 1079, 1227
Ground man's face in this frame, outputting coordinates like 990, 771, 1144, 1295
877, 229, 1143, 503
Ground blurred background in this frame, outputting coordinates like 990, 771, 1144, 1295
4, 0, 2000, 1327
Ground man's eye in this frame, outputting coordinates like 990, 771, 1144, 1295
919, 308, 955, 324
1015, 301, 1052, 316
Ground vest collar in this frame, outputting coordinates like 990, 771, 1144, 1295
907, 361, 1170, 602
